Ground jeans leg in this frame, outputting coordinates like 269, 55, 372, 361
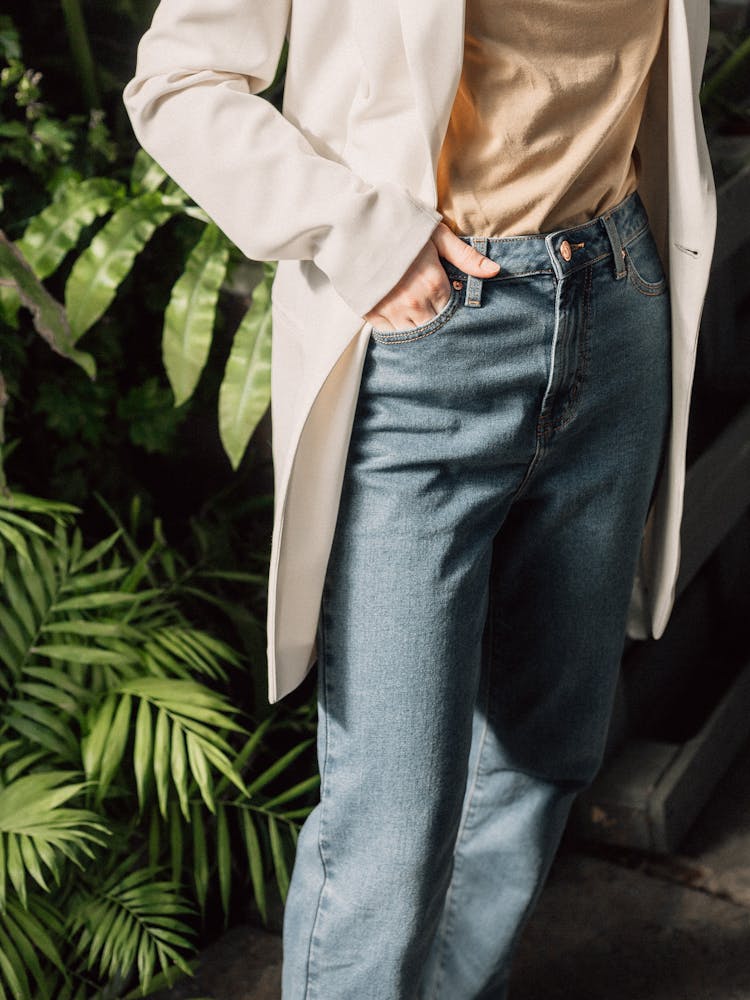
283, 197, 671, 1000
281, 524, 493, 1000
419, 239, 671, 1000
280, 280, 546, 998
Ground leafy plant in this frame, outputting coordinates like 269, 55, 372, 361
0, 22, 274, 504
0, 490, 318, 998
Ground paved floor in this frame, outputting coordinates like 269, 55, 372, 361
153, 738, 750, 1000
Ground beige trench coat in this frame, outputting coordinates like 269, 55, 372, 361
124, 0, 717, 703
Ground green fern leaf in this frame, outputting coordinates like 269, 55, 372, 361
218, 272, 273, 469
64, 192, 183, 341
130, 150, 168, 195
16, 178, 123, 281
162, 223, 230, 406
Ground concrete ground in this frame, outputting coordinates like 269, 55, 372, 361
153, 737, 750, 1000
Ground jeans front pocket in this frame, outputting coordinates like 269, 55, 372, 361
369, 285, 461, 345
622, 226, 668, 297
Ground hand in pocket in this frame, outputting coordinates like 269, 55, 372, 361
364, 222, 499, 332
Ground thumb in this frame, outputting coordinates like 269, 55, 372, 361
432, 222, 500, 278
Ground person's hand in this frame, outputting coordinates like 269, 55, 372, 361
363, 222, 500, 331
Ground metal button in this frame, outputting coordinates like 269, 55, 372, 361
452, 279, 463, 290
560, 240, 572, 262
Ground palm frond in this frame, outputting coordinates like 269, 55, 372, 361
67, 861, 197, 995
0, 771, 110, 909
0, 894, 67, 1000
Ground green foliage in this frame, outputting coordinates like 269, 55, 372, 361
1, 25, 276, 516
0, 492, 318, 998
64, 189, 186, 341
2, 157, 276, 487
0, 230, 95, 378
2, 145, 274, 502
17, 176, 124, 281
219, 263, 274, 470
0, 19, 116, 209
162, 223, 230, 407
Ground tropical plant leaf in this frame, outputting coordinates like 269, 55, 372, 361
0, 896, 67, 1000
5, 700, 80, 760
0, 490, 307, 994
189, 800, 209, 916
64, 191, 183, 340
0, 771, 110, 909
68, 864, 196, 995
170, 725, 189, 821
133, 697, 153, 810
267, 815, 290, 902
162, 223, 230, 406
214, 715, 272, 798
130, 149, 168, 195
0, 492, 79, 521
16, 177, 124, 280
262, 773, 320, 811
245, 738, 315, 798
103, 678, 248, 816
0, 520, 31, 569
68, 527, 123, 574
238, 808, 266, 924
169, 798, 183, 885
218, 274, 273, 469
184, 732, 213, 815
216, 802, 231, 924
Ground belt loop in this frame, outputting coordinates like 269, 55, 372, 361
464, 236, 488, 307
601, 212, 627, 279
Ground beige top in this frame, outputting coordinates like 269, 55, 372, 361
437, 0, 668, 237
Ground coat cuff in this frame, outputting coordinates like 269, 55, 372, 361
318, 184, 443, 318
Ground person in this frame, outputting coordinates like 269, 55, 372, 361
124, 1, 717, 996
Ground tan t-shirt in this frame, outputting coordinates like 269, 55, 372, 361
437, 0, 668, 237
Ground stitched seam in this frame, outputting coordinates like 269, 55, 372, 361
553, 263, 594, 433
303, 598, 332, 1000
370, 289, 461, 344
427, 628, 493, 1000
621, 225, 668, 295
620, 222, 651, 250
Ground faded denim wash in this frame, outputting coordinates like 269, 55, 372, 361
281, 189, 672, 1000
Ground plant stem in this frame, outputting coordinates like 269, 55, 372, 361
60, 0, 101, 109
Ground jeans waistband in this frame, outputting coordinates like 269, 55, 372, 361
442, 189, 651, 306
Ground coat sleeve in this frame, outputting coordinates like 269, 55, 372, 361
122, 0, 442, 317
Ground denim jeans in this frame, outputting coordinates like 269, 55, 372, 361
281, 189, 671, 1000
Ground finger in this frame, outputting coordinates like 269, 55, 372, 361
432, 224, 500, 278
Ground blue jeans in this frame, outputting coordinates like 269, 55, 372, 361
281, 189, 671, 1000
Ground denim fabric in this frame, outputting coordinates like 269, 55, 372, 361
281, 189, 671, 1000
